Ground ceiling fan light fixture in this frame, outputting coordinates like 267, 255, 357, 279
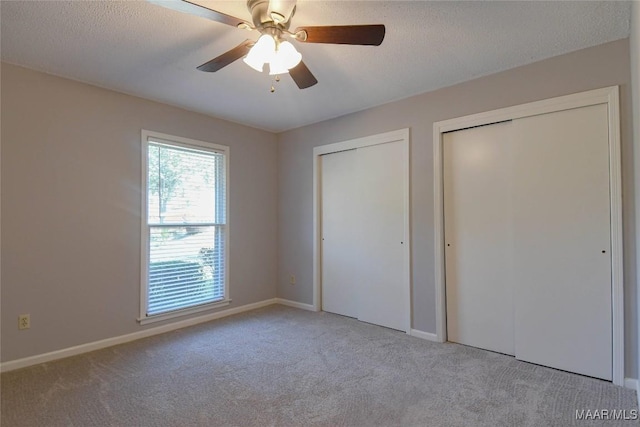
242, 56, 264, 72
243, 34, 276, 72
268, 41, 301, 75
278, 41, 302, 69
268, 61, 289, 76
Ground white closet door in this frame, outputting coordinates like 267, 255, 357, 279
356, 141, 409, 332
443, 122, 516, 355
321, 149, 360, 318
512, 104, 612, 380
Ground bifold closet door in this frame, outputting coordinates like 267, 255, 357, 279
443, 122, 516, 356
320, 149, 360, 318
512, 104, 612, 381
320, 140, 408, 332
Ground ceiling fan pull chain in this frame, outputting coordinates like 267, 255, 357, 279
270, 75, 281, 93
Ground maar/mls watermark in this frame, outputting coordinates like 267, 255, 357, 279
575, 409, 638, 421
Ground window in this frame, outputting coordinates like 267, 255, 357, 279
140, 131, 228, 323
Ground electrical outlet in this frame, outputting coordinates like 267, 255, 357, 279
18, 314, 30, 330
289, 274, 296, 285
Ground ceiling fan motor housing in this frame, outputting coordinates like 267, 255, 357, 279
247, 0, 296, 31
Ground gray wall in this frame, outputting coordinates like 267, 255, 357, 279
276, 39, 638, 378
1, 63, 279, 362
631, 1, 640, 386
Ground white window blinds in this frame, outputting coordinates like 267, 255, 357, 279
144, 137, 227, 317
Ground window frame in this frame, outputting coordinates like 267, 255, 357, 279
139, 130, 230, 324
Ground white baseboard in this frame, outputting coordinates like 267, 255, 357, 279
6, 299, 629, 393
410, 329, 441, 342
410, 331, 636, 392
0, 298, 278, 373
275, 298, 317, 311
624, 377, 638, 391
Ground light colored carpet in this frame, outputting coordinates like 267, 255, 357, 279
1, 305, 637, 426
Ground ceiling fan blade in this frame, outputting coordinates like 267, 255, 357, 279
197, 40, 253, 72
289, 61, 318, 89
295, 25, 385, 46
148, 0, 248, 28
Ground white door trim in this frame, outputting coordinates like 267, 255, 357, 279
313, 128, 412, 333
433, 86, 623, 385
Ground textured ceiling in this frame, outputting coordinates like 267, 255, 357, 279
1, 1, 631, 132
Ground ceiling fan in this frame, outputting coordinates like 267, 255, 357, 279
149, 0, 386, 89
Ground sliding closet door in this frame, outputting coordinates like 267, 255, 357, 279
512, 104, 612, 380
320, 136, 409, 332
356, 141, 409, 332
443, 122, 516, 355
321, 149, 360, 318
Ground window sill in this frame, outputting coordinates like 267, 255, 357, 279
138, 299, 232, 325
